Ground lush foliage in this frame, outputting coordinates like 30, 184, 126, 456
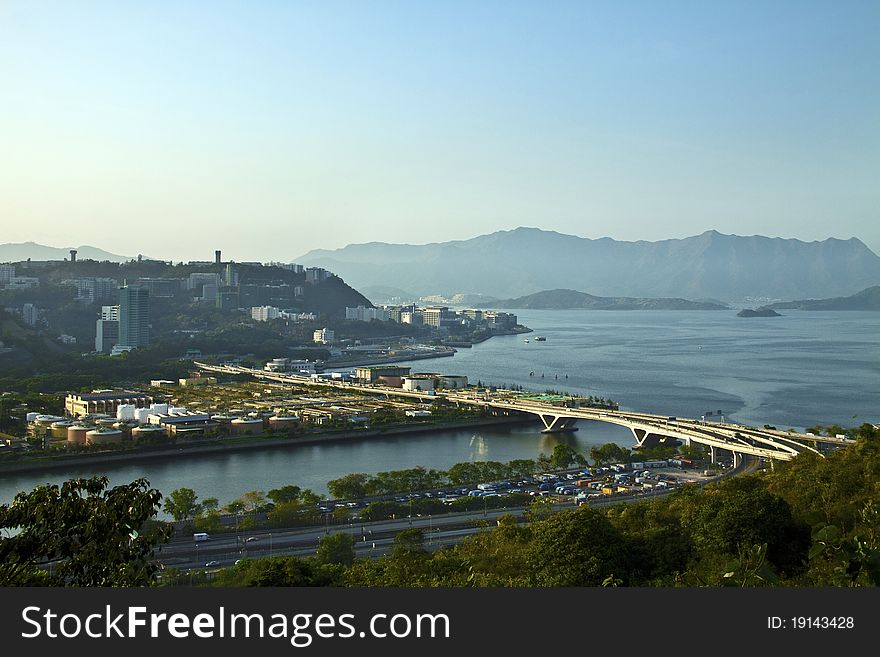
0, 476, 171, 586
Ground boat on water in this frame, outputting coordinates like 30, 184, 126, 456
523, 338, 530, 343
534, 336, 546, 341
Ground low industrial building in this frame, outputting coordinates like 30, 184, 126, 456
355, 365, 411, 383
65, 390, 155, 419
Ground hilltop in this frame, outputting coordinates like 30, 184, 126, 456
765, 286, 880, 311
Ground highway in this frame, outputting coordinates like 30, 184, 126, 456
157, 455, 758, 573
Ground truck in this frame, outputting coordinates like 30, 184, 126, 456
193, 533, 210, 542
575, 479, 594, 487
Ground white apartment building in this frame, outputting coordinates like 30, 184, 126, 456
313, 328, 335, 344
251, 306, 281, 322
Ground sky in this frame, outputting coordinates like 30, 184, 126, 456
1, 0, 878, 261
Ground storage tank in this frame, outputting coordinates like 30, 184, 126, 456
150, 403, 169, 415
134, 407, 151, 424
96, 417, 117, 428
131, 425, 167, 440
268, 415, 300, 431
230, 417, 264, 434
66, 425, 91, 445
167, 406, 187, 415
50, 420, 74, 439
211, 414, 238, 427
26, 412, 39, 422
86, 427, 124, 445
116, 404, 136, 421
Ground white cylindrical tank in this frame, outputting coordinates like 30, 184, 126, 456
135, 407, 150, 424
150, 403, 169, 415
26, 412, 39, 422
167, 406, 187, 415
86, 428, 124, 445
116, 404, 136, 421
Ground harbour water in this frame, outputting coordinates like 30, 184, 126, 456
0, 309, 876, 508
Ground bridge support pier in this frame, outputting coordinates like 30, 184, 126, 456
732, 452, 741, 468
630, 427, 663, 448
539, 414, 578, 433
709, 446, 717, 464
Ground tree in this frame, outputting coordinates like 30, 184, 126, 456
550, 444, 585, 469
0, 476, 172, 586
316, 532, 356, 566
164, 487, 201, 523
327, 473, 370, 499
241, 490, 267, 518
267, 485, 302, 505
590, 442, 630, 466
527, 507, 629, 586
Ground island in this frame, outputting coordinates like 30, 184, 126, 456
737, 308, 781, 317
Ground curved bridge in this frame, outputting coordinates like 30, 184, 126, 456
195, 362, 853, 464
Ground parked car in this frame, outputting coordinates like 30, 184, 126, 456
205, 560, 221, 567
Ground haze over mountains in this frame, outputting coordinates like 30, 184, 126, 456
493, 289, 728, 311
0, 242, 134, 263
298, 228, 880, 302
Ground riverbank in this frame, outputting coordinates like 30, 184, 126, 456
0, 416, 537, 476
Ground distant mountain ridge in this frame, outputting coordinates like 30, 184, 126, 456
494, 288, 728, 310
0, 242, 134, 263
297, 228, 880, 302
765, 286, 880, 311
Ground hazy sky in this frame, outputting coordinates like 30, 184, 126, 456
2, 1, 878, 261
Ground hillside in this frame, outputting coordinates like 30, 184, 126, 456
0, 242, 135, 263
494, 288, 728, 310
297, 228, 880, 302
766, 286, 880, 311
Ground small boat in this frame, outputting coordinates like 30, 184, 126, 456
523, 338, 530, 343
534, 336, 546, 341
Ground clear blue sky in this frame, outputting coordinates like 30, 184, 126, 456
1, 0, 878, 260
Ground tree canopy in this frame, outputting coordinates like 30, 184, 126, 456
0, 476, 171, 586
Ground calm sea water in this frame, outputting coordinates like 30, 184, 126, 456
1, 310, 876, 508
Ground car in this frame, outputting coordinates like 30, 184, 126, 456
246, 536, 259, 542
205, 560, 221, 567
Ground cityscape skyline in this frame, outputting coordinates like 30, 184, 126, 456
2, 1, 878, 260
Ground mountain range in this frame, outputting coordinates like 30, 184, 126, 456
0, 242, 134, 263
493, 289, 728, 311
297, 228, 880, 302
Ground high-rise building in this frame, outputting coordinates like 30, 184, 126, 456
118, 285, 150, 348
22, 303, 39, 327
0, 265, 15, 285
96, 305, 120, 353
215, 250, 222, 265
224, 263, 237, 287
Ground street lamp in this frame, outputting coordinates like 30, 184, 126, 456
268, 532, 273, 558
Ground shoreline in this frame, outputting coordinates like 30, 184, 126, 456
0, 416, 536, 476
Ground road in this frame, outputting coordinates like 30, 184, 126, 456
160, 455, 757, 572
